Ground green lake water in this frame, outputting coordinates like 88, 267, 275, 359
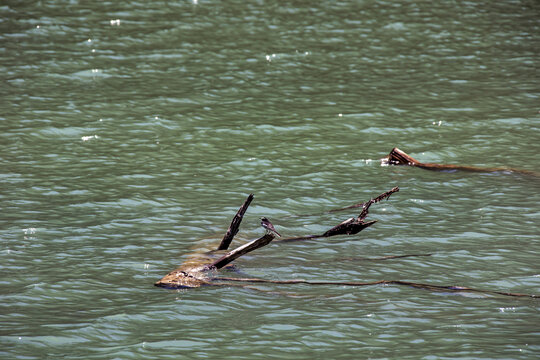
1, 1, 539, 359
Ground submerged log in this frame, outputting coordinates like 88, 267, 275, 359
155, 188, 399, 288
155, 234, 275, 289
382, 147, 538, 175
154, 191, 538, 299
155, 193, 277, 289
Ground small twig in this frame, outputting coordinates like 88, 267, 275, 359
358, 186, 399, 220
341, 253, 432, 261
327, 186, 399, 215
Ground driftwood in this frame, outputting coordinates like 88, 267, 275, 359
155, 189, 395, 288
218, 193, 254, 250
382, 147, 538, 175
341, 254, 432, 261
205, 234, 274, 271
276, 186, 398, 242
154, 190, 538, 299
212, 277, 538, 298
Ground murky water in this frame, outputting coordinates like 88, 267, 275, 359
1, 1, 539, 359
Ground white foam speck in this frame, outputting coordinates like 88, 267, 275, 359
81, 135, 99, 141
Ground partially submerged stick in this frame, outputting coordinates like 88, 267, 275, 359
218, 193, 254, 250
154, 191, 537, 299
327, 186, 399, 214
277, 186, 398, 242
205, 234, 275, 271
213, 277, 538, 298
342, 253, 432, 261
155, 188, 399, 288
383, 147, 538, 175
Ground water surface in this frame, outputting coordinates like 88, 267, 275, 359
1, 1, 539, 359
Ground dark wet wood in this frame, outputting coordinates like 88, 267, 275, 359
218, 193, 254, 250
383, 147, 538, 175
154, 191, 538, 299
155, 188, 399, 288
275, 221, 377, 243
358, 186, 399, 220
213, 277, 538, 298
322, 218, 377, 237
342, 253, 432, 261
205, 234, 275, 271
276, 187, 398, 242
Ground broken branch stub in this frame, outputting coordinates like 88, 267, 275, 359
218, 193, 254, 250
385, 147, 419, 166
383, 147, 539, 175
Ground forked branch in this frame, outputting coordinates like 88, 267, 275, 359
278, 187, 398, 241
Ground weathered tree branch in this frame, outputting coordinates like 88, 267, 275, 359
321, 219, 377, 237
205, 234, 275, 271
276, 187, 398, 241
213, 277, 538, 298
217, 193, 254, 250
155, 190, 538, 299
358, 186, 399, 220
340, 254, 432, 261
383, 147, 539, 176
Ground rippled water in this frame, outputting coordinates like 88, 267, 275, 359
2, 1, 539, 359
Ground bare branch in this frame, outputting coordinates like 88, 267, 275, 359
213, 277, 538, 298
218, 194, 254, 250
383, 147, 539, 176
207, 234, 275, 270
